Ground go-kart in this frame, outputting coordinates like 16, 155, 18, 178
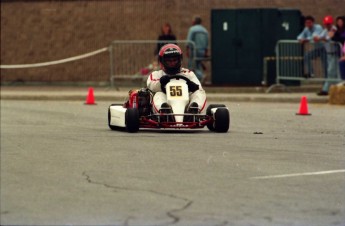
108, 75, 230, 133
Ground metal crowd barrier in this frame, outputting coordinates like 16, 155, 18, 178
109, 40, 196, 88
267, 40, 343, 92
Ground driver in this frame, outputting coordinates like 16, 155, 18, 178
147, 44, 207, 116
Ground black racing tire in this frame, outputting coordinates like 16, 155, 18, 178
108, 105, 124, 131
214, 108, 230, 133
206, 104, 226, 131
125, 108, 140, 133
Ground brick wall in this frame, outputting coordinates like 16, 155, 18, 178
1, 0, 344, 84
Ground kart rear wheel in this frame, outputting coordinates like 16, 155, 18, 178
125, 108, 140, 133
206, 104, 226, 131
214, 108, 230, 133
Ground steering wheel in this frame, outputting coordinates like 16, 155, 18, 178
168, 75, 192, 83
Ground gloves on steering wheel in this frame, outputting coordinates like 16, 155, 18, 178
187, 81, 199, 93
160, 75, 171, 93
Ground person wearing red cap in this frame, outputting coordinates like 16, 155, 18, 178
317, 15, 337, 42
317, 15, 339, 95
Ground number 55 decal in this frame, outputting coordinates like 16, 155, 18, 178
170, 86, 182, 96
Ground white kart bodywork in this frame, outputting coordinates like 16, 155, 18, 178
165, 79, 189, 122
109, 79, 191, 127
108, 77, 230, 132
109, 105, 126, 127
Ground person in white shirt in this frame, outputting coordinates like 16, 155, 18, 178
297, 15, 327, 78
297, 16, 323, 43
147, 44, 207, 116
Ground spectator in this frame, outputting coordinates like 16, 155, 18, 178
331, 16, 345, 81
317, 16, 338, 95
186, 16, 209, 81
332, 16, 345, 44
297, 15, 326, 78
154, 23, 177, 57
339, 43, 345, 80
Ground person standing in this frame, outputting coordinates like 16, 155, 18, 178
332, 16, 345, 80
186, 16, 209, 81
332, 16, 345, 44
339, 42, 345, 80
297, 15, 326, 78
154, 23, 177, 57
317, 15, 338, 95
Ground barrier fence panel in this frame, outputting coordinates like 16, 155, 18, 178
109, 40, 196, 87
274, 40, 343, 85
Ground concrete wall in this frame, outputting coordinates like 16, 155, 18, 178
1, 0, 344, 84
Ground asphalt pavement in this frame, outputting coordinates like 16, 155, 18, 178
1, 100, 344, 226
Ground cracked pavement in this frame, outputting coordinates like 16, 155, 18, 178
1, 100, 345, 225
82, 171, 193, 225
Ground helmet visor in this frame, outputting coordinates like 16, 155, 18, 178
164, 56, 180, 68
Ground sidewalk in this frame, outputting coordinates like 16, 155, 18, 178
0, 85, 329, 103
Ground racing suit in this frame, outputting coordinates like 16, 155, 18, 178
147, 68, 207, 113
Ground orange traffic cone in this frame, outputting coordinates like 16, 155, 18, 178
85, 87, 96, 105
296, 96, 311, 115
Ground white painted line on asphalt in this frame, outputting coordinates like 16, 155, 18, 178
250, 169, 345, 180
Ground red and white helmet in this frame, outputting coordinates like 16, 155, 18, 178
323, 15, 334, 25
158, 44, 183, 74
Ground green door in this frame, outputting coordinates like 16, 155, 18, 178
211, 9, 301, 85
211, 9, 237, 84
212, 9, 266, 85
236, 9, 263, 85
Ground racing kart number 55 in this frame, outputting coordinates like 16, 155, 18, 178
169, 86, 182, 97
108, 75, 230, 133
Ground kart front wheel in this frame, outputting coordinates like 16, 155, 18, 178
214, 108, 230, 133
206, 104, 226, 132
125, 108, 140, 133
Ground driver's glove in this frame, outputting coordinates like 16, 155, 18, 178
187, 81, 199, 93
160, 75, 170, 93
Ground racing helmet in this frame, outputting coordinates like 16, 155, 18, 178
158, 44, 183, 75
323, 15, 334, 25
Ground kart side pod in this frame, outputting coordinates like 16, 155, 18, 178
108, 104, 127, 128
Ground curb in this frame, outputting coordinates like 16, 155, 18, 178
0, 94, 329, 104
